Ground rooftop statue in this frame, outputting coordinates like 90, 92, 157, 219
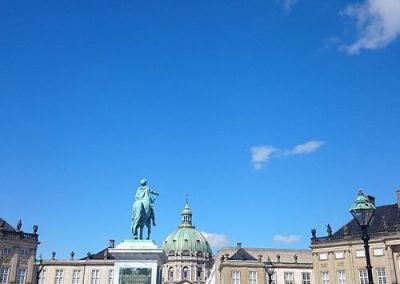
131, 179, 159, 240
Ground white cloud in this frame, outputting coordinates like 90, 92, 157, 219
250, 145, 277, 170
289, 140, 325, 155
250, 140, 324, 170
340, 0, 400, 54
201, 232, 229, 249
273, 234, 301, 244
276, 0, 298, 13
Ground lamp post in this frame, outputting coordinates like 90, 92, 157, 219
35, 255, 44, 284
265, 256, 274, 284
349, 190, 376, 284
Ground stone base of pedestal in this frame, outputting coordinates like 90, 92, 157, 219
109, 240, 165, 284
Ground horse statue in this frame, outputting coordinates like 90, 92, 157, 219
131, 179, 158, 240
131, 198, 152, 240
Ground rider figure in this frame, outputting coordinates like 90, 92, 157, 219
135, 179, 158, 226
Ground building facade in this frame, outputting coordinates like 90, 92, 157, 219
211, 244, 313, 284
38, 256, 115, 284
311, 190, 400, 284
0, 218, 40, 284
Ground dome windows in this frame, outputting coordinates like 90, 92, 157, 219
182, 267, 189, 280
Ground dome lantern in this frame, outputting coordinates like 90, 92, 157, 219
180, 202, 194, 228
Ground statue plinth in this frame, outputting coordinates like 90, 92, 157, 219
109, 240, 165, 284
114, 239, 159, 251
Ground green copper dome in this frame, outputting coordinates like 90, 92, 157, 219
163, 202, 212, 257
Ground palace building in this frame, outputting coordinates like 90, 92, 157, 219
5, 188, 400, 284
208, 243, 312, 284
311, 190, 400, 284
0, 218, 40, 284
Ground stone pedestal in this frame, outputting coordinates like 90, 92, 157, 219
109, 240, 165, 284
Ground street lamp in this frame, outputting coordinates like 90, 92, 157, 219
349, 189, 376, 284
265, 256, 274, 284
35, 255, 44, 284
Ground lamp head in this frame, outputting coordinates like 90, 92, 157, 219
349, 189, 376, 227
265, 256, 275, 276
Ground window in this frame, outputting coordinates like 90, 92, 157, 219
17, 268, 26, 284
38, 269, 46, 284
55, 270, 64, 284
231, 271, 240, 284
358, 269, 368, 284
249, 271, 257, 284
20, 249, 29, 257
2, 248, 12, 255
270, 273, 276, 284
284, 272, 294, 284
319, 253, 328, 260
335, 251, 344, 259
182, 267, 189, 280
376, 268, 387, 284
337, 270, 346, 284
374, 249, 384, 256
168, 267, 174, 281
302, 272, 311, 284
72, 270, 80, 284
197, 267, 203, 280
321, 272, 329, 284
107, 270, 113, 284
356, 250, 365, 258
90, 270, 100, 284
0, 267, 9, 284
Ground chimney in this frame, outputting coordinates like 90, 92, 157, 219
237, 242, 242, 249
109, 239, 115, 248
397, 189, 400, 209
367, 195, 375, 206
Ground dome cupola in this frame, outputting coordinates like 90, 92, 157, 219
163, 202, 212, 258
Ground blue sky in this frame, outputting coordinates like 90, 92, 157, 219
1, 0, 399, 259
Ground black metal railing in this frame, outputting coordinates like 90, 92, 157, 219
0, 229, 38, 240
311, 227, 400, 244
